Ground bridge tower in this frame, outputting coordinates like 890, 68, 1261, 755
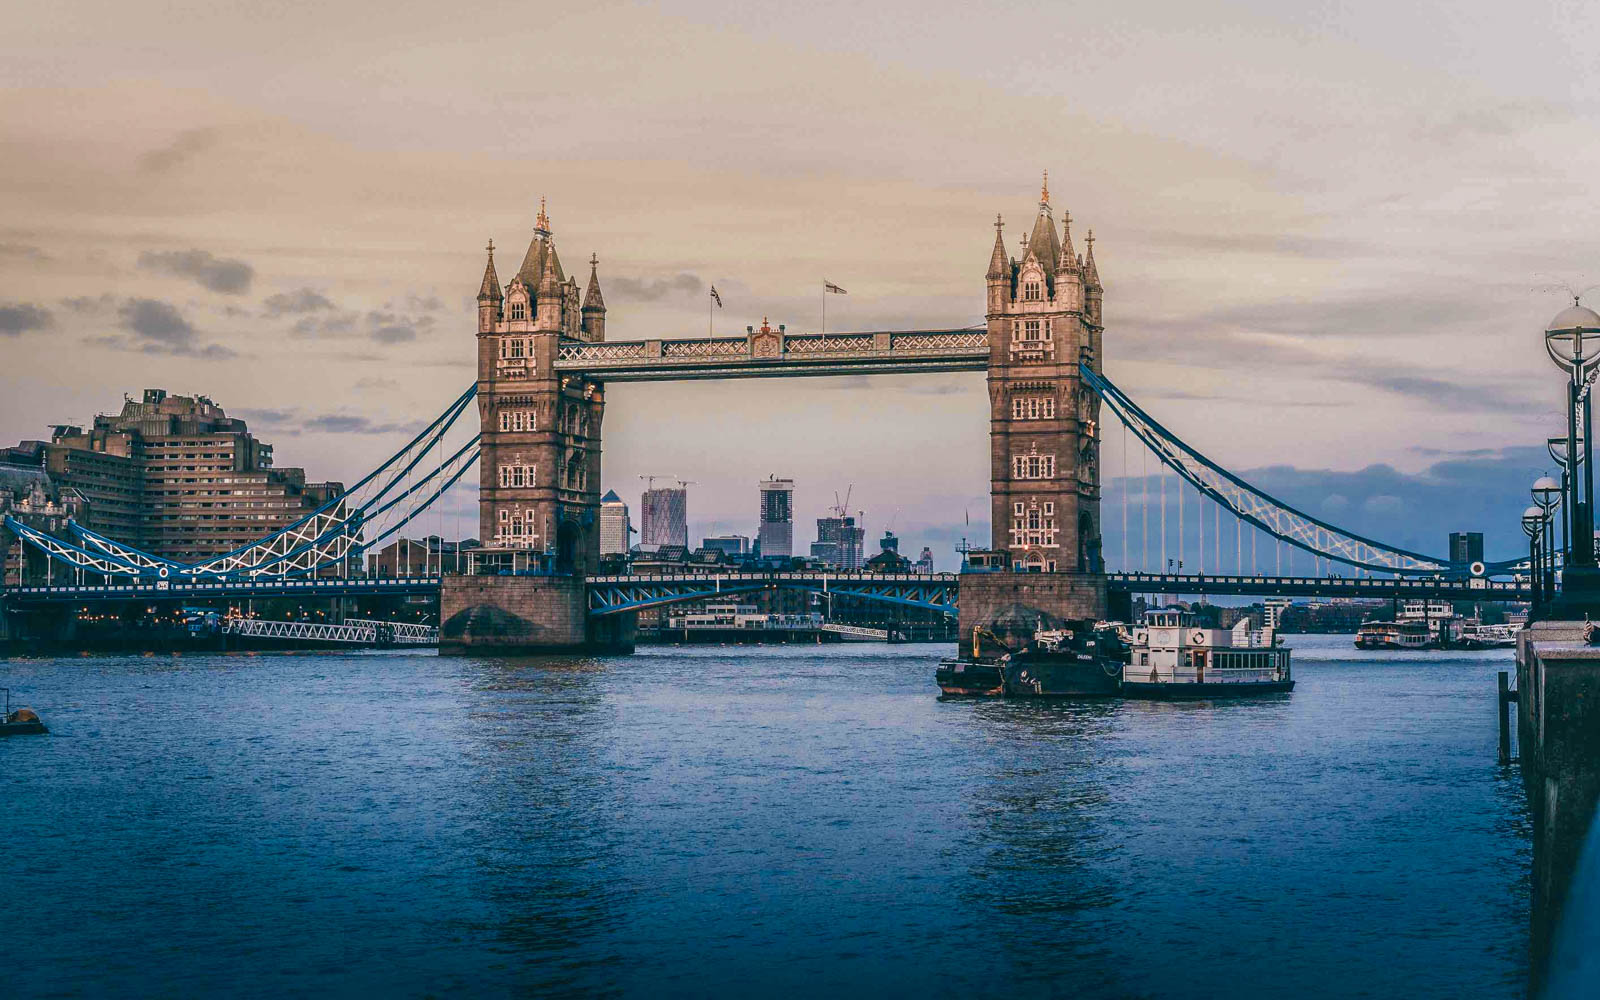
962, 174, 1108, 645
472, 200, 607, 576
443, 201, 631, 653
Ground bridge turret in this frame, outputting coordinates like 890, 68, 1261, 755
986, 215, 1010, 315
1083, 230, 1102, 329
476, 239, 503, 334
1056, 212, 1082, 314
536, 237, 564, 331
582, 253, 606, 341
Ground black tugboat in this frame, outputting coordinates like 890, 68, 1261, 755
937, 622, 1127, 698
0, 688, 47, 736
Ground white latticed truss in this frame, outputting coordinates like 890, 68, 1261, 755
8, 386, 482, 583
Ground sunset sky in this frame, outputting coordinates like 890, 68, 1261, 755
4, 1, 1598, 567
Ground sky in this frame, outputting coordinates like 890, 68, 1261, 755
2, 1, 1598, 569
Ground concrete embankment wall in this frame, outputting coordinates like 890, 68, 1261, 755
1517, 620, 1600, 991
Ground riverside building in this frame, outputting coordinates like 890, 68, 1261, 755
10, 389, 343, 563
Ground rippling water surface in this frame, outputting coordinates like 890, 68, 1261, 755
2, 636, 1529, 997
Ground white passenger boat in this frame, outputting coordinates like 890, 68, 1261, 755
1122, 609, 1293, 699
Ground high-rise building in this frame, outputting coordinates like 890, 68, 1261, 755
702, 534, 751, 556
640, 484, 688, 549
985, 173, 1103, 574
20, 389, 344, 563
915, 546, 935, 573
599, 489, 632, 555
811, 513, 864, 569
1448, 531, 1484, 567
758, 476, 795, 558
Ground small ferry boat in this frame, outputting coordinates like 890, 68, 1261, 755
936, 622, 1126, 698
1122, 610, 1292, 699
1354, 619, 1434, 650
1355, 600, 1472, 650
0, 689, 47, 736
1457, 622, 1518, 650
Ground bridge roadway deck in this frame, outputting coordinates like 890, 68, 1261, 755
553, 329, 990, 381
1107, 572, 1531, 601
4, 576, 443, 604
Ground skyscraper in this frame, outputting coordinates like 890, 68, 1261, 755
758, 476, 795, 558
599, 489, 632, 555
811, 513, 864, 569
641, 484, 688, 548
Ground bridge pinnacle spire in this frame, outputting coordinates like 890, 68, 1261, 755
987, 215, 1008, 281
1058, 211, 1079, 275
583, 252, 606, 313
1084, 229, 1101, 288
1041, 169, 1050, 206
477, 237, 502, 302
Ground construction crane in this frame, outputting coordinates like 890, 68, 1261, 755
830, 485, 854, 519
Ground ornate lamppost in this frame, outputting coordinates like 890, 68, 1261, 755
1543, 301, 1600, 615
1534, 474, 1562, 599
1525, 505, 1546, 617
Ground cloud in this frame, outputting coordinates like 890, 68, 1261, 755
608, 273, 702, 301
87, 297, 238, 359
303, 414, 422, 435
263, 288, 335, 315
61, 294, 114, 314
138, 127, 219, 174
0, 243, 49, 262
366, 308, 436, 344
137, 249, 254, 294
0, 302, 52, 335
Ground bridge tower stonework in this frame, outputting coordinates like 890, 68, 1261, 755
441, 201, 633, 652
960, 175, 1109, 648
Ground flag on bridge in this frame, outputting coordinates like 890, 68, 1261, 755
824, 281, 848, 295
709, 286, 723, 308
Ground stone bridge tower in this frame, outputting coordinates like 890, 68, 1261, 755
961, 174, 1108, 647
473, 200, 608, 576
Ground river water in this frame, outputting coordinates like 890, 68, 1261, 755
1, 636, 1528, 998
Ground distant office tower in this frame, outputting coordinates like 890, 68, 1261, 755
1448, 531, 1484, 566
758, 476, 795, 558
811, 513, 865, 569
702, 534, 751, 556
599, 490, 632, 555
641, 485, 688, 548
916, 547, 935, 573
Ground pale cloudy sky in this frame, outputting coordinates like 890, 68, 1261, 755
2, 1, 1597, 567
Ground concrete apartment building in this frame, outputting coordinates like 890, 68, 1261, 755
9, 389, 343, 563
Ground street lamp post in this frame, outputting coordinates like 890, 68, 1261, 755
1525, 505, 1545, 617
1534, 475, 1562, 599
1543, 300, 1600, 615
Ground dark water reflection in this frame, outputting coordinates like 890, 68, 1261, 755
1, 638, 1527, 997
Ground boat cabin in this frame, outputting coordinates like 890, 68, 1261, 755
1127, 609, 1289, 686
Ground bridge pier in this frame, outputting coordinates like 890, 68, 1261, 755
955, 570, 1106, 651
439, 575, 635, 654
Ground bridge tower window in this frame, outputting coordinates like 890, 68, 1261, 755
509, 301, 526, 321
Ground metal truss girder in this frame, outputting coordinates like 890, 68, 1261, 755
587, 583, 768, 616
4, 516, 156, 578
555, 357, 988, 382
1106, 572, 1531, 602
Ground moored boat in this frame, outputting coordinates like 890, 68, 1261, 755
0, 689, 47, 736
937, 622, 1126, 698
1121, 609, 1292, 699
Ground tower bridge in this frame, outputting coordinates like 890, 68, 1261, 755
1, 177, 1536, 652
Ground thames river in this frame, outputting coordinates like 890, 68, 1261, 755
2, 637, 1528, 998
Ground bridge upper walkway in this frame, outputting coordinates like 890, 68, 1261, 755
553, 328, 990, 381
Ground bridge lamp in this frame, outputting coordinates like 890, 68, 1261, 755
1525, 504, 1546, 609
1534, 476, 1563, 512
1545, 302, 1600, 377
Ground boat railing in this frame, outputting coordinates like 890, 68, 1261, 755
1124, 664, 1289, 685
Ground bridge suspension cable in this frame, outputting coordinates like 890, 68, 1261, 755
1082, 364, 1517, 576
9, 385, 481, 582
